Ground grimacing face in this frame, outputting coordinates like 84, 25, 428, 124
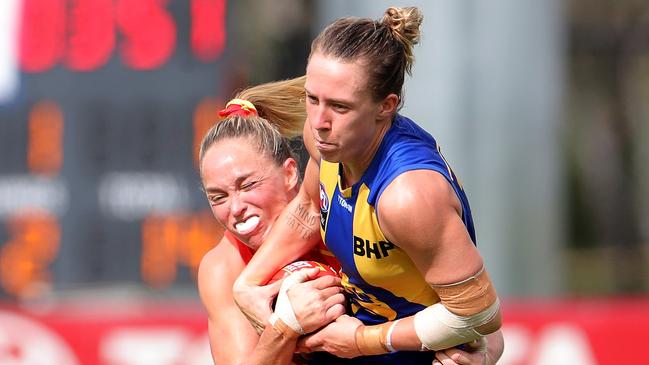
201, 137, 298, 250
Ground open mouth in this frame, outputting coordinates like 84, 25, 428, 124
234, 216, 260, 235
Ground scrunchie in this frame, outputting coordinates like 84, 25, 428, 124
218, 98, 258, 119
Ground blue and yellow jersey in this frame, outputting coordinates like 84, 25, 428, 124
319, 114, 476, 323
316, 114, 475, 363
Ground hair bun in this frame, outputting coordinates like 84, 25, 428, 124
382, 6, 423, 46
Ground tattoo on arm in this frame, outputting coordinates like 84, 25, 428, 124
284, 203, 319, 240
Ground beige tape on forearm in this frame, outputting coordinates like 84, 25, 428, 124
413, 267, 502, 351
354, 323, 391, 355
414, 299, 501, 351
431, 266, 498, 316
271, 317, 301, 340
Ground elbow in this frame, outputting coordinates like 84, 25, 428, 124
475, 305, 502, 336
413, 299, 501, 351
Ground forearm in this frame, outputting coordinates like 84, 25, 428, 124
354, 268, 502, 354
237, 194, 321, 286
246, 323, 299, 365
354, 305, 500, 356
485, 330, 504, 364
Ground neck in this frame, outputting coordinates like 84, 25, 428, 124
341, 118, 392, 188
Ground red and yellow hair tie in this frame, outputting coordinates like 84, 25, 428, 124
218, 98, 258, 119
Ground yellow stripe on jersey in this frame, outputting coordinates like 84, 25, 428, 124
352, 183, 438, 309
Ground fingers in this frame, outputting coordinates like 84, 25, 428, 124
437, 346, 486, 365
301, 267, 325, 280
305, 273, 342, 289
296, 333, 318, 353
435, 350, 462, 365
325, 302, 346, 322
324, 291, 345, 306
264, 278, 284, 295
465, 337, 487, 352
318, 285, 344, 301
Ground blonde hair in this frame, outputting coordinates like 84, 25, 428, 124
310, 7, 423, 104
236, 76, 306, 138
198, 76, 306, 175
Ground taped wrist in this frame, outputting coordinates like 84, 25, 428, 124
414, 267, 501, 351
354, 322, 392, 355
270, 317, 301, 340
269, 271, 310, 335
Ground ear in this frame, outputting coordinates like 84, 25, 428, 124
282, 157, 299, 192
377, 93, 399, 121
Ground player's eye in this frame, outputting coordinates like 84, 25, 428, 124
241, 180, 258, 191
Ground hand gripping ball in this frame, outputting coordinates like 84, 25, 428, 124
269, 260, 339, 283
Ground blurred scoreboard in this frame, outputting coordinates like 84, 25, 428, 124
0, 0, 229, 299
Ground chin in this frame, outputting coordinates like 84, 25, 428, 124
319, 151, 341, 163
247, 240, 263, 251
246, 227, 269, 251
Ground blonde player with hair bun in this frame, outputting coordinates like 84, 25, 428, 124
234, 6, 504, 365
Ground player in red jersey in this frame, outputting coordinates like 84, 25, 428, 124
197, 77, 345, 365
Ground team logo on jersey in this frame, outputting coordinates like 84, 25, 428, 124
319, 183, 329, 229
353, 235, 395, 259
337, 194, 352, 213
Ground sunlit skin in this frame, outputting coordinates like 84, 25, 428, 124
234, 53, 504, 364
200, 137, 299, 250
305, 53, 398, 187
198, 135, 345, 364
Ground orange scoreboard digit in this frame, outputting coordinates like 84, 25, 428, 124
0, 0, 229, 299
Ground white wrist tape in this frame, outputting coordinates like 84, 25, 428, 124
413, 298, 500, 351
268, 270, 310, 335
385, 319, 400, 353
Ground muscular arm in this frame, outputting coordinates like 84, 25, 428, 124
299, 170, 501, 357
379, 170, 501, 350
198, 237, 297, 365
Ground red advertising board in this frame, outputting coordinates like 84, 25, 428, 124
1, 298, 648, 364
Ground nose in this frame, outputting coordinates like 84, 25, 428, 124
309, 104, 331, 132
229, 193, 246, 218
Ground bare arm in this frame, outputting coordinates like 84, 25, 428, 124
199, 236, 330, 365
197, 237, 261, 364
233, 125, 323, 328
299, 170, 501, 357
381, 171, 501, 349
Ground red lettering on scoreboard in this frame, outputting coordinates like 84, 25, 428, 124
19, 0, 66, 72
191, 0, 227, 61
17, 0, 227, 72
116, 0, 176, 70
66, 0, 115, 71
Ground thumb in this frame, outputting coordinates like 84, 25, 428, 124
301, 267, 324, 281
281, 268, 316, 291
264, 278, 283, 296
466, 337, 488, 352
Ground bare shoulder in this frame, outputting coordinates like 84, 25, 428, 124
377, 169, 482, 284
197, 236, 246, 315
377, 169, 461, 227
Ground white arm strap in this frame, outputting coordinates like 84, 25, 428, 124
413, 298, 500, 351
268, 271, 309, 335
